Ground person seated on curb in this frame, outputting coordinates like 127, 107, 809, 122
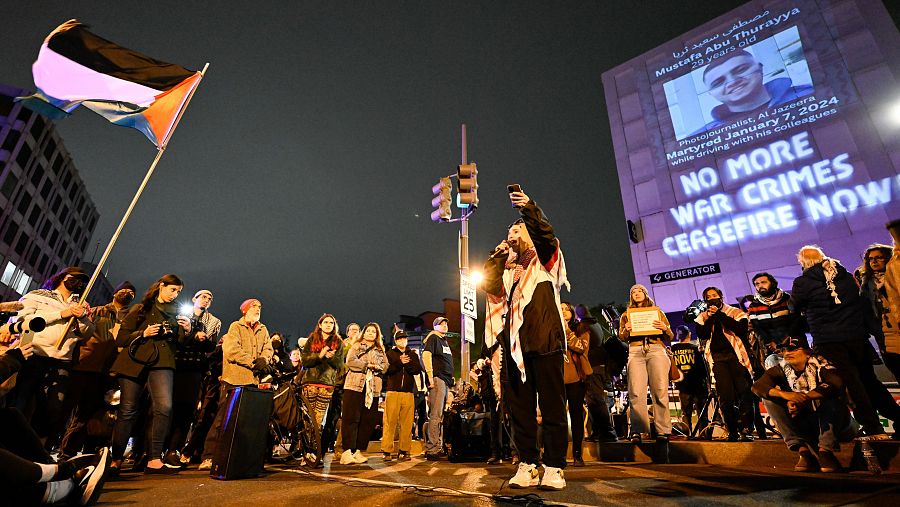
0, 326, 109, 505
751, 336, 852, 473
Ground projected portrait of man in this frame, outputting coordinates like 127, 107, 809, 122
695, 49, 812, 132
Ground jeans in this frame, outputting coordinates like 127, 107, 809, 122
112, 369, 174, 460
762, 397, 851, 452
626, 343, 671, 436
425, 378, 448, 454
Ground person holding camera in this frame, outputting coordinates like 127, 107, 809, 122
199, 298, 273, 471
618, 284, 674, 443
380, 329, 422, 461
10, 266, 96, 446
693, 286, 754, 442
339, 322, 388, 465
108, 274, 193, 475
300, 313, 344, 427
164, 289, 220, 467
482, 188, 570, 490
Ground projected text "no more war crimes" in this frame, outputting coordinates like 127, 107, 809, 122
662, 129, 897, 257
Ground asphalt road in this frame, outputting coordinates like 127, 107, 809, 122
96, 454, 900, 506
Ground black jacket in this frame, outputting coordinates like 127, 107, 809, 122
384, 347, 422, 393
483, 201, 566, 355
791, 262, 871, 345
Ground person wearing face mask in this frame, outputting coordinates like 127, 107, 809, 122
10, 266, 96, 447
268, 332, 292, 374
380, 329, 422, 461
694, 286, 754, 442
58, 281, 136, 460
199, 298, 273, 471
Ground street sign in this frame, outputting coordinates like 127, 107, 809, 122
649, 263, 720, 284
460, 275, 477, 319
464, 315, 475, 344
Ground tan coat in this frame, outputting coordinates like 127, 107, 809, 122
221, 320, 273, 386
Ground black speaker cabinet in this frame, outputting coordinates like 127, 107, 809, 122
211, 385, 274, 480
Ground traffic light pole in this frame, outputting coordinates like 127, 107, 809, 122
459, 124, 470, 369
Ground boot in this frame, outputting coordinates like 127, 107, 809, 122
572, 450, 585, 467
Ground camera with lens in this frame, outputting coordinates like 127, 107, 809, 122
158, 320, 176, 338
3, 316, 47, 335
683, 299, 708, 323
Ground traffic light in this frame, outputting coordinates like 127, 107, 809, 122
431, 177, 451, 222
457, 163, 478, 207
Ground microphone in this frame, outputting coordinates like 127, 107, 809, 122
489, 241, 510, 260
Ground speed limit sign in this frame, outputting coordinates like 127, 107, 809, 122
460, 275, 477, 320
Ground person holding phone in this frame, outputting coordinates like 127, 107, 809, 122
301, 313, 344, 427
483, 186, 570, 490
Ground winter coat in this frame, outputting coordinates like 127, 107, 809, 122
343, 342, 388, 395
791, 262, 871, 345
221, 320, 274, 386
111, 303, 190, 379
384, 347, 422, 393
300, 336, 344, 386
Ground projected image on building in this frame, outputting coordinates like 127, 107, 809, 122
602, 0, 900, 312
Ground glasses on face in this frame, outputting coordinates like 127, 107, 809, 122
867, 256, 886, 262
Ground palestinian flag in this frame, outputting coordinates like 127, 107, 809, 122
17, 20, 202, 147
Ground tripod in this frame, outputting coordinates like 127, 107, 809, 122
689, 387, 722, 439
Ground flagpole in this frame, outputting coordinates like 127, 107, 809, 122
55, 63, 210, 349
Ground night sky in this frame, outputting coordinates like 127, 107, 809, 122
4, 2, 898, 340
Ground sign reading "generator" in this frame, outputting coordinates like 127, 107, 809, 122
650, 263, 720, 284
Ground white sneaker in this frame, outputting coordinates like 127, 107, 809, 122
78, 446, 110, 505
353, 450, 368, 464
509, 462, 540, 488
539, 465, 566, 491
339, 449, 355, 465
198, 459, 213, 471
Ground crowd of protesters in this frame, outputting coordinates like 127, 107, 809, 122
2, 206, 900, 503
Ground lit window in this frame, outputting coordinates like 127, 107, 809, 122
0, 262, 15, 285
14, 273, 31, 295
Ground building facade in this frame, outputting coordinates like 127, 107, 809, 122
0, 84, 99, 302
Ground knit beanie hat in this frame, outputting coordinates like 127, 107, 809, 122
240, 298, 261, 314
114, 281, 136, 293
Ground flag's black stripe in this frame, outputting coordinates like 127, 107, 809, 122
47, 25, 194, 91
